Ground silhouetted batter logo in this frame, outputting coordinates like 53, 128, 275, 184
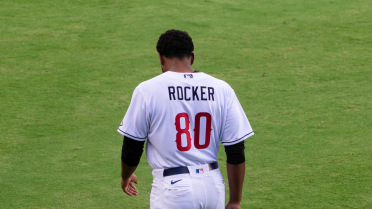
184, 74, 193, 78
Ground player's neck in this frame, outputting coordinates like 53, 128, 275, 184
161, 57, 195, 73
164, 66, 195, 73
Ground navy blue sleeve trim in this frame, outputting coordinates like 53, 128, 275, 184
221, 131, 254, 145
118, 128, 147, 140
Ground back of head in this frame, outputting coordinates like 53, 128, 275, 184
156, 29, 194, 59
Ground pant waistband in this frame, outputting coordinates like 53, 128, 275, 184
152, 162, 219, 178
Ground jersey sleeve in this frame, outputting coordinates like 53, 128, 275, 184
221, 88, 254, 145
117, 86, 149, 141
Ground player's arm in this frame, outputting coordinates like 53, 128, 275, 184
121, 136, 145, 196
224, 141, 246, 209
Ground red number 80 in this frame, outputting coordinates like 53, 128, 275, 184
174, 112, 212, 152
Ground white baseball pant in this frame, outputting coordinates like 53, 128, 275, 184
150, 163, 225, 209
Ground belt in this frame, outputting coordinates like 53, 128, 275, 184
163, 161, 219, 177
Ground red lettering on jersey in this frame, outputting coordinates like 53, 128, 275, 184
174, 112, 212, 152
194, 112, 212, 149
175, 113, 192, 151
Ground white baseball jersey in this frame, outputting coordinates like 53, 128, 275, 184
118, 71, 254, 169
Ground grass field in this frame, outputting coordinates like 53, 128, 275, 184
1, 0, 371, 208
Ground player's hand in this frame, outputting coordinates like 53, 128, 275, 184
121, 173, 139, 196
225, 202, 241, 209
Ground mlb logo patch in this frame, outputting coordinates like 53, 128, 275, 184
196, 168, 204, 174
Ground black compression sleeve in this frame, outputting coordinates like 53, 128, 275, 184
224, 141, 245, 165
121, 136, 145, 166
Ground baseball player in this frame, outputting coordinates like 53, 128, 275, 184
118, 29, 254, 209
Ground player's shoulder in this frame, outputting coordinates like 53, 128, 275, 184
198, 72, 236, 96
201, 72, 231, 87
135, 73, 165, 90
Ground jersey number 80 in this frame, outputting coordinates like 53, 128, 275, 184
174, 112, 212, 152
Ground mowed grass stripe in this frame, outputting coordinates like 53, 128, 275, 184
1, 0, 371, 208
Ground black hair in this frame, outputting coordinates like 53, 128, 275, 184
156, 29, 194, 59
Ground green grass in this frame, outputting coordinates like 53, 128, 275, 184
1, 0, 371, 208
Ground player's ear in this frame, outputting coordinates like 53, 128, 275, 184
158, 53, 165, 66
190, 53, 194, 65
